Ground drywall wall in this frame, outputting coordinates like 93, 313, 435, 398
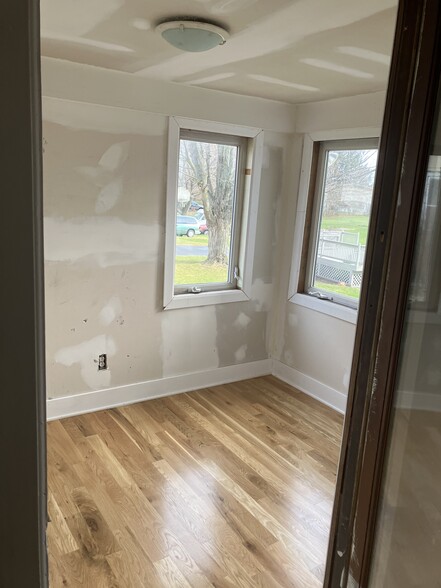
42, 59, 294, 401
271, 91, 387, 401
42, 56, 391, 412
295, 90, 386, 134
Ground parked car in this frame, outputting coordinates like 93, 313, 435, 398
176, 215, 200, 237
189, 200, 204, 211
194, 213, 208, 234
194, 211, 205, 222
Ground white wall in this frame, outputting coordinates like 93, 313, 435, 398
41, 58, 294, 407
271, 91, 386, 406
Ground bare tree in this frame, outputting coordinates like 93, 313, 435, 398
179, 139, 237, 265
176, 196, 191, 216
323, 149, 376, 215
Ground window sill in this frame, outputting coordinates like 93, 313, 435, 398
289, 292, 358, 324
164, 289, 249, 310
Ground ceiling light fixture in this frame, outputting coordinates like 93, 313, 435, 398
156, 19, 229, 52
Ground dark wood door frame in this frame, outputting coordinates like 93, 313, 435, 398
324, 0, 441, 586
0, 2, 48, 587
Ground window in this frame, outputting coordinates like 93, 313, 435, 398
288, 135, 379, 320
305, 139, 378, 309
174, 131, 246, 293
164, 117, 263, 310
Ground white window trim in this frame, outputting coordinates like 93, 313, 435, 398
291, 293, 358, 324
288, 127, 380, 324
163, 116, 264, 310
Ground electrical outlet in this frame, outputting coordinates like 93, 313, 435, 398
98, 354, 107, 371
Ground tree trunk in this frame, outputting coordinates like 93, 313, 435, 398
205, 221, 229, 265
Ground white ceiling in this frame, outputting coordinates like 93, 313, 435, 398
40, 0, 398, 104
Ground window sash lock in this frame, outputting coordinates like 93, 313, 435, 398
308, 289, 333, 301
189, 286, 202, 294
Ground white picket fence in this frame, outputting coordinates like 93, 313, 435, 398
315, 230, 365, 287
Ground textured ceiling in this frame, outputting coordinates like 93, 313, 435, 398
40, 0, 398, 104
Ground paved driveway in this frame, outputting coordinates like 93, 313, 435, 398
176, 245, 208, 256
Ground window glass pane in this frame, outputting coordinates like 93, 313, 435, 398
312, 147, 378, 302
175, 138, 239, 288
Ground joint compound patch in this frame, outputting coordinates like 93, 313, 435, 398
233, 312, 251, 329
54, 335, 116, 390
235, 344, 247, 362
251, 279, 273, 312
99, 296, 122, 326
95, 178, 123, 213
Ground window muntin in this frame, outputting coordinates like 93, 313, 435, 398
174, 130, 246, 294
306, 139, 378, 308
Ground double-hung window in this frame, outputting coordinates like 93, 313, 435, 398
290, 137, 379, 319
164, 117, 263, 310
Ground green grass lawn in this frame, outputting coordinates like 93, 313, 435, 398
321, 215, 370, 245
174, 216, 369, 289
176, 234, 208, 246
175, 233, 229, 284
315, 281, 360, 299
175, 256, 228, 285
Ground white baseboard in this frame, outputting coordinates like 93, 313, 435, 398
47, 359, 272, 421
395, 390, 441, 412
272, 360, 347, 414
47, 357, 348, 421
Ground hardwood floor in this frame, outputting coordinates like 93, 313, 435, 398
47, 375, 343, 587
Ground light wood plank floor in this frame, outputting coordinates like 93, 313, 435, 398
47, 375, 343, 587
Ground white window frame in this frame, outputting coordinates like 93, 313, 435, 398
174, 129, 247, 296
163, 116, 264, 310
288, 129, 380, 324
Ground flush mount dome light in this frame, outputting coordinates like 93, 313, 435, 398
156, 19, 229, 52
